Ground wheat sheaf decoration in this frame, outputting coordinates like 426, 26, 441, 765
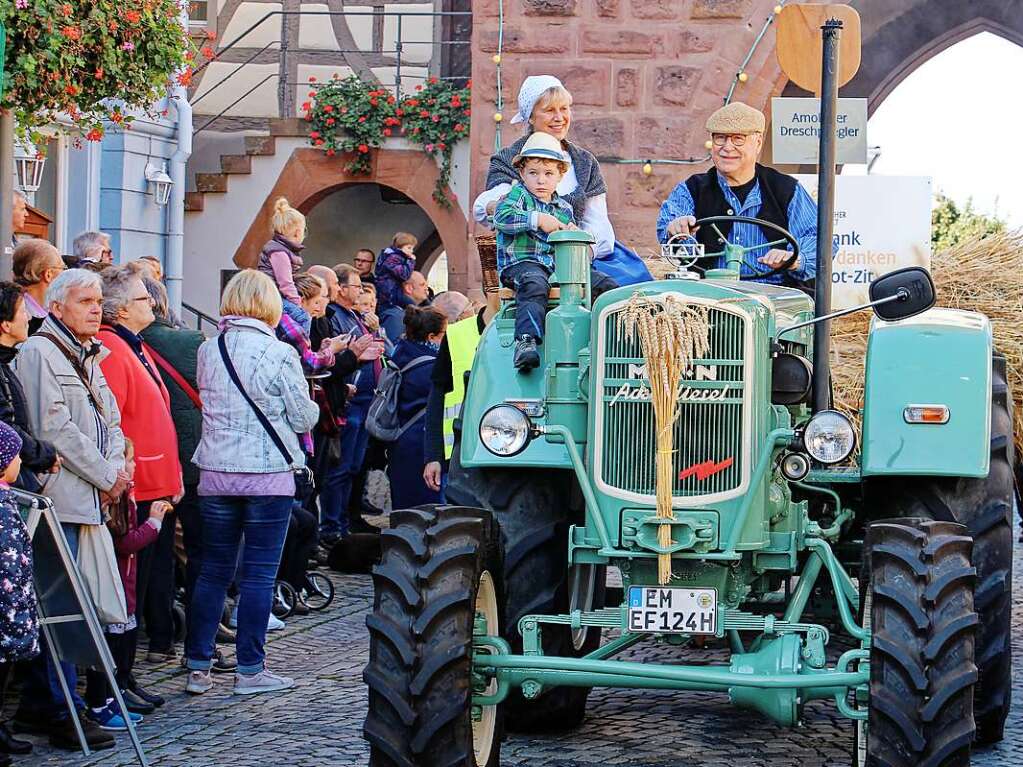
619, 293, 712, 585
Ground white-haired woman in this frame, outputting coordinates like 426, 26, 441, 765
185, 270, 318, 697
473, 75, 616, 257
96, 267, 183, 703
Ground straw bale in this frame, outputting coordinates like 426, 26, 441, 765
831, 229, 1023, 457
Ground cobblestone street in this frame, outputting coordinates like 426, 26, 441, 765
16, 523, 1023, 767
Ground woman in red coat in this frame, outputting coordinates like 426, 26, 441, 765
97, 266, 183, 708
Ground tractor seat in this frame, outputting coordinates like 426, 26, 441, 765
498, 286, 561, 301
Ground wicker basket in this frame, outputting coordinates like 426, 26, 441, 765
476, 232, 499, 294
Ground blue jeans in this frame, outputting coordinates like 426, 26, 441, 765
500, 261, 617, 341
185, 495, 292, 675
319, 399, 371, 539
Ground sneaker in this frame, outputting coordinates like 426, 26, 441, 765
145, 647, 178, 664
185, 670, 214, 695
212, 649, 238, 674
85, 701, 143, 732
514, 335, 540, 372
233, 668, 294, 696
48, 712, 115, 752
267, 613, 286, 631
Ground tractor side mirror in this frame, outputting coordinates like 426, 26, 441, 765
868, 267, 935, 322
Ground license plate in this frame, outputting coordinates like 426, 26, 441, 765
627, 587, 717, 635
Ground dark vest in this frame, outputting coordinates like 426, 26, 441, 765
684, 164, 798, 252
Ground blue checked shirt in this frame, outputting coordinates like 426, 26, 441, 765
656, 173, 832, 284
493, 184, 575, 275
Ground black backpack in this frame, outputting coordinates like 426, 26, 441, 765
365, 355, 434, 442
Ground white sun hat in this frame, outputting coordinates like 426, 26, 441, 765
511, 132, 569, 166
510, 75, 566, 125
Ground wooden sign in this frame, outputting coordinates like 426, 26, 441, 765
775, 4, 861, 94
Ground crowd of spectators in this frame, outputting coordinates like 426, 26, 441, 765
0, 193, 492, 761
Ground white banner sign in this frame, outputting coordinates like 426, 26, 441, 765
794, 175, 932, 310
772, 97, 868, 165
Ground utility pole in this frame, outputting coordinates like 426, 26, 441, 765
0, 111, 13, 280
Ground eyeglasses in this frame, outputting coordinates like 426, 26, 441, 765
131, 295, 155, 306
101, 248, 114, 258
354, 257, 373, 265
712, 133, 753, 147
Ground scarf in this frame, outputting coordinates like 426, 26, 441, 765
486, 135, 607, 223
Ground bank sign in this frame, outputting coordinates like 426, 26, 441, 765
794, 175, 932, 310
772, 97, 868, 165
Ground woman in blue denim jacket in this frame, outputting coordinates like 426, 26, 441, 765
185, 271, 319, 698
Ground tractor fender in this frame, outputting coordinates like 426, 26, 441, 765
861, 308, 991, 478
459, 317, 574, 469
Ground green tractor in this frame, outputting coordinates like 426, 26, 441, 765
362, 220, 1014, 766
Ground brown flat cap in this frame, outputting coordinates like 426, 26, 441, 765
706, 102, 765, 134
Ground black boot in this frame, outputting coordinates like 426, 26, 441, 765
514, 335, 540, 372
125, 673, 165, 708
0, 723, 31, 755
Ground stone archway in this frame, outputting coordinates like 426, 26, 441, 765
235, 147, 470, 292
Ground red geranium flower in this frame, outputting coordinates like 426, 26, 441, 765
358, 144, 369, 153
310, 131, 321, 139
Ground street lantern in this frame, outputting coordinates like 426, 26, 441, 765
13, 139, 45, 194
145, 161, 173, 206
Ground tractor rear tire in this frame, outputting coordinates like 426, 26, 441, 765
363, 506, 504, 767
446, 445, 605, 733
860, 518, 977, 767
866, 353, 1014, 743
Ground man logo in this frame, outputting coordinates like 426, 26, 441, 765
628, 363, 718, 381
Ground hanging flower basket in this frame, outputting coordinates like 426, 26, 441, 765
0, 0, 205, 143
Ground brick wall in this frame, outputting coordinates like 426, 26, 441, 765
470, 0, 789, 253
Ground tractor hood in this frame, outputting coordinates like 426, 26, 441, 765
593, 277, 814, 329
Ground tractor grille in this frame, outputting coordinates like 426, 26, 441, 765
596, 302, 749, 502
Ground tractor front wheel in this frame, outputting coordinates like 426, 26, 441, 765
446, 446, 605, 732
858, 518, 976, 767
363, 506, 504, 767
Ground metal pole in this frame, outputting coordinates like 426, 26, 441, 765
811, 18, 842, 414
0, 110, 14, 280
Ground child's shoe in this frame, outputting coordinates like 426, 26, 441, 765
514, 336, 540, 372
86, 701, 143, 732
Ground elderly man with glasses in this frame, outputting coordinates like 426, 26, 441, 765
73, 231, 114, 265
657, 101, 826, 287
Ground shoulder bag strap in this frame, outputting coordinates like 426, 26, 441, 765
392, 355, 435, 439
144, 342, 202, 410
217, 333, 295, 468
36, 332, 105, 418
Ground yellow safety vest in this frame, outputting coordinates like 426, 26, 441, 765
443, 316, 482, 459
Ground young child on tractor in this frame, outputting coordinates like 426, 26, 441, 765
494, 132, 616, 372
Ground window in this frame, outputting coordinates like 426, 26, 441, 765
189, 0, 211, 25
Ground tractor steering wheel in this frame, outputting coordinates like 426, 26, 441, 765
693, 215, 801, 281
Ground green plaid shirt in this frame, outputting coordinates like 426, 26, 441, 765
493, 183, 575, 274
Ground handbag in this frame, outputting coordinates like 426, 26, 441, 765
76, 524, 129, 626
592, 240, 654, 287
217, 334, 315, 501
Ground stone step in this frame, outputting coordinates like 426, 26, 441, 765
269, 118, 306, 137
195, 173, 229, 193
220, 154, 253, 174
244, 135, 276, 156
184, 191, 205, 212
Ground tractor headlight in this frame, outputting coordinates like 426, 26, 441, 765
480, 404, 533, 457
803, 410, 856, 465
